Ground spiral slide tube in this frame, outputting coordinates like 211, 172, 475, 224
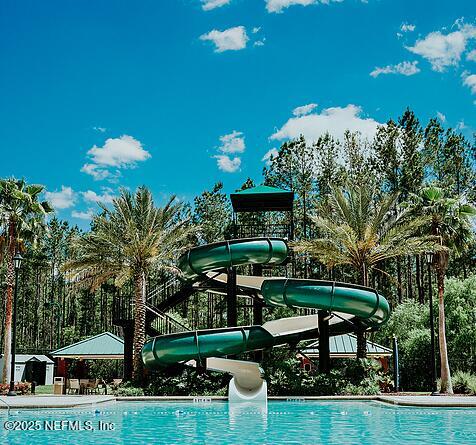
142, 237, 390, 402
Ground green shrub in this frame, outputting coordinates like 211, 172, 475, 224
113, 382, 144, 396
88, 360, 122, 381
443, 277, 476, 373
340, 380, 380, 396
452, 371, 476, 395
145, 366, 228, 396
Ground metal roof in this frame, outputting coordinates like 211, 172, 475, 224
299, 334, 392, 358
0, 354, 54, 364
231, 185, 294, 212
50, 332, 124, 359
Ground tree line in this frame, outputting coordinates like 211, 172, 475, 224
1, 108, 475, 393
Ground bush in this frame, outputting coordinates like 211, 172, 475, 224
0, 382, 31, 395
113, 382, 144, 397
374, 276, 476, 392
452, 371, 476, 395
262, 350, 389, 396
145, 365, 228, 396
375, 302, 433, 391
88, 360, 122, 381
443, 277, 476, 373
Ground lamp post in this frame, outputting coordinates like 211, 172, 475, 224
425, 251, 438, 395
7, 252, 23, 396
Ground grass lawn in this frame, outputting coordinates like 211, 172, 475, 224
34, 384, 53, 395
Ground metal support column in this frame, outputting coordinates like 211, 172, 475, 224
318, 311, 330, 374
226, 267, 237, 327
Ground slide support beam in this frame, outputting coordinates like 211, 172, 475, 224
318, 311, 330, 374
227, 267, 237, 327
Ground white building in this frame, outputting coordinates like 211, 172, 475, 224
0, 354, 54, 386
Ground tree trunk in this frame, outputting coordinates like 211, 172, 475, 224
356, 267, 368, 359
132, 271, 146, 383
407, 256, 413, 300
396, 259, 402, 303
356, 330, 367, 359
416, 255, 423, 304
436, 265, 453, 394
2, 222, 15, 384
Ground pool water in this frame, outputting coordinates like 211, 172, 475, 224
1, 400, 475, 444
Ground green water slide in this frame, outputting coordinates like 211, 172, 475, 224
142, 237, 390, 369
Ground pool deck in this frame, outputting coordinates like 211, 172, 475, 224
0, 395, 115, 410
1, 394, 476, 409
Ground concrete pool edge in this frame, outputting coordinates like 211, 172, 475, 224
2, 394, 476, 409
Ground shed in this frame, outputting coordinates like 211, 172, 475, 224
0, 354, 54, 385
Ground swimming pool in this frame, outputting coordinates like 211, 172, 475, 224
1, 400, 475, 444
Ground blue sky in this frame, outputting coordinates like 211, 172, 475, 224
1, 0, 475, 228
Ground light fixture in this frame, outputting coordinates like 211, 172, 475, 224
13, 252, 23, 271
425, 251, 434, 265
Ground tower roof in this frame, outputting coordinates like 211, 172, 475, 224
230, 185, 294, 212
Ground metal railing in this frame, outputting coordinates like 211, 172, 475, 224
147, 276, 183, 308
146, 304, 189, 335
235, 223, 291, 239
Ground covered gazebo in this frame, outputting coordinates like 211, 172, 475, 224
50, 332, 124, 379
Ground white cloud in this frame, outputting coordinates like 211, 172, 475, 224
266, 0, 316, 13
456, 120, 466, 130
293, 103, 318, 116
370, 61, 420, 77
406, 23, 476, 72
200, 26, 249, 52
252, 27, 261, 34
437, 111, 446, 123
71, 209, 95, 220
93, 126, 106, 133
467, 49, 476, 62
262, 148, 279, 165
201, 0, 231, 10
80, 163, 111, 181
254, 39, 266, 47
270, 104, 381, 143
213, 130, 245, 172
81, 135, 151, 180
463, 72, 476, 94
265, 0, 344, 13
214, 155, 241, 172
400, 23, 416, 33
86, 135, 150, 168
81, 188, 116, 204
45, 186, 76, 210
219, 130, 245, 153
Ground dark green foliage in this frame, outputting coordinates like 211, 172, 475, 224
451, 371, 476, 395
261, 349, 388, 396
113, 382, 145, 397
443, 276, 476, 372
375, 302, 432, 391
145, 366, 228, 396
193, 182, 232, 244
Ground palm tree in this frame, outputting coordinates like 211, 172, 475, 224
0, 178, 53, 383
410, 186, 476, 394
63, 187, 194, 382
293, 184, 438, 357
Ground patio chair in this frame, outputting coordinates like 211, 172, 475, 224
80, 379, 90, 394
87, 379, 99, 394
68, 379, 80, 395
